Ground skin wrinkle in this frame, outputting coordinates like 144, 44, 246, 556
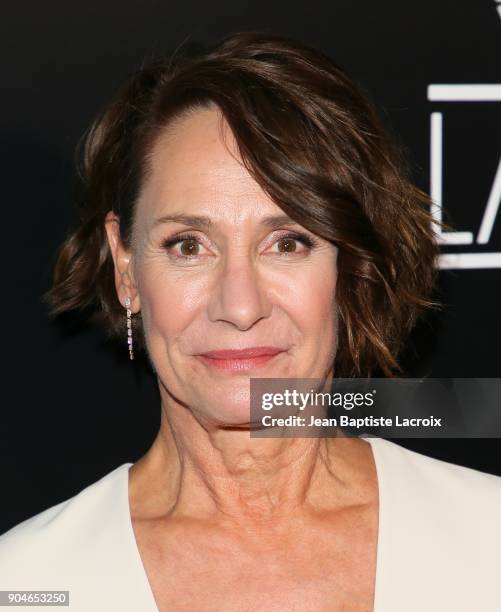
102, 107, 379, 611
104, 103, 373, 545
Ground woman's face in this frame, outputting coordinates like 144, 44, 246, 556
118, 107, 338, 426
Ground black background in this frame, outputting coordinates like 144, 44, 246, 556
1, 0, 500, 534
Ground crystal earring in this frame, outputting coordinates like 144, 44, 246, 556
125, 296, 134, 360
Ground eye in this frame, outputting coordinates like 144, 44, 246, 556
270, 232, 317, 255
161, 233, 207, 259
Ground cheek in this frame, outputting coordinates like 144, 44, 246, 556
138, 265, 208, 349
303, 267, 339, 367
284, 261, 338, 333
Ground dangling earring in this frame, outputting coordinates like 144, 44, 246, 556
125, 296, 134, 360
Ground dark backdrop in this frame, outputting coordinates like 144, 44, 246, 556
1, 0, 500, 534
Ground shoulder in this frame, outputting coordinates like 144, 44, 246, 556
370, 436, 501, 527
370, 436, 501, 505
0, 463, 132, 587
368, 438, 501, 610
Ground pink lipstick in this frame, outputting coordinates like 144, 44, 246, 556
197, 346, 286, 372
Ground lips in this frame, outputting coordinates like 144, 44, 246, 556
196, 346, 286, 372
200, 347, 285, 359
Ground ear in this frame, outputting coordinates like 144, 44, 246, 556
104, 211, 141, 313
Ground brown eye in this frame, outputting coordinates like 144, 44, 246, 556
162, 232, 209, 260
180, 239, 199, 256
277, 237, 298, 253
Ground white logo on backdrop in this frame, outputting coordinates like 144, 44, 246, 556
428, 84, 501, 269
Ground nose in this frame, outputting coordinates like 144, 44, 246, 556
207, 254, 272, 331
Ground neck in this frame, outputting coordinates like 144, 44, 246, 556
129, 388, 371, 536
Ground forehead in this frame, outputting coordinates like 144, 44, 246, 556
138, 106, 278, 224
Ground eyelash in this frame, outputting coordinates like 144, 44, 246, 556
161, 231, 318, 259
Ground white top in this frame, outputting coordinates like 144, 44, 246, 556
1, 437, 501, 611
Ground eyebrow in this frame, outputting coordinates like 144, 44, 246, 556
152, 213, 300, 230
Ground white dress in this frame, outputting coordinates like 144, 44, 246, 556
1, 437, 501, 611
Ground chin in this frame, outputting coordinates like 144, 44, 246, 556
199, 404, 255, 428
187, 380, 259, 427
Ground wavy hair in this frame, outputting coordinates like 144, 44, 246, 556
43, 30, 442, 377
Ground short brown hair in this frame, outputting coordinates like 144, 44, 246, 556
43, 30, 441, 377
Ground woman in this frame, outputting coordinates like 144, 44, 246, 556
1, 31, 500, 612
